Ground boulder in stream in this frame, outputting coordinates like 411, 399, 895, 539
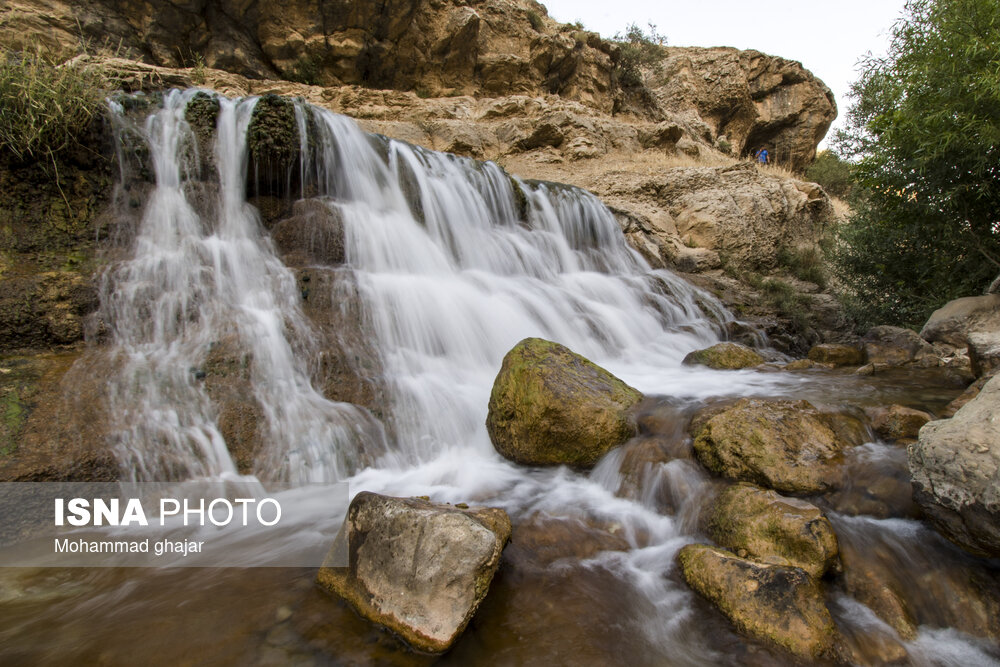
807, 343, 864, 367
710, 483, 839, 579
909, 374, 1000, 557
681, 342, 764, 370
486, 338, 642, 467
677, 544, 836, 660
920, 294, 1000, 347
316, 492, 511, 654
865, 404, 932, 443
690, 398, 854, 494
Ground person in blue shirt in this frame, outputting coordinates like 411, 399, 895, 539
756, 148, 769, 164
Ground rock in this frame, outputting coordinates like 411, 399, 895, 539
865, 405, 932, 443
967, 331, 1000, 378
486, 338, 642, 467
681, 342, 764, 370
839, 537, 918, 640
908, 375, 1000, 557
509, 513, 631, 566
862, 326, 935, 368
271, 199, 345, 267
677, 544, 836, 660
0, 272, 99, 350
690, 398, 853, 494
316, 492, 511, 654
941, 374, 991, 418
920, 294, 1000, 347
807, 343, 864, 367
710, 483, 839, 578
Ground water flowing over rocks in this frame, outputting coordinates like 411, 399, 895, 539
316, 492, 511, 653
677, 544, 837, 660
486, 338, 643, 467
909, 374, 1000, 557
681, 342, 764, 370
690, 398, 856, 494
709, 483, 839, 578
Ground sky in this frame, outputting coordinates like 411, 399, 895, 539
538, 0, 909, 147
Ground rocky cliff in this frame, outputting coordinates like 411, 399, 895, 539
2, 0, 834, 170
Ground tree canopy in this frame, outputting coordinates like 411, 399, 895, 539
833, 0, 1000, 328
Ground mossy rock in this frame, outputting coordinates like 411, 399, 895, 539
677, 544, 836, 660
690, 398, 851, 494
710, 483, 839, 579
807, 343, 864, 367
486, 337, 642, 467
247, 94, 299, 170
682, 342, 764, 370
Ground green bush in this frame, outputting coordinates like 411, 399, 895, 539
804, 149, 852, 198
0, 46, 110, 164
611, 22, 667, 88
526, 11, 544, 32
777, 246, 828, 289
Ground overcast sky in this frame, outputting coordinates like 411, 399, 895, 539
539, 0, 909, 147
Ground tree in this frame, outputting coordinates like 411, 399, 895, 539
804, 150, 853, 198
833, 0, 1000, 328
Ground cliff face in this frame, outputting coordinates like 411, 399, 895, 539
1, 0, 834, 169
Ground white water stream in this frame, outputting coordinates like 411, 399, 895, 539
77, 90, 1000, 665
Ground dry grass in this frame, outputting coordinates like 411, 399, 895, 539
829, 195, 851, 220
618, 147, 737, 175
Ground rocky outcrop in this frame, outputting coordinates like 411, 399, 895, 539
866, 404, 932, 443
690, 398, 856, 494
648, 47, 837, 171
909, 375, 1000, 557
677, 544, 836, 660
316, 492, 511, 653
807, 343, 864, 367
710, 483, 839, 578
862, 325, 936, 368
920, 294, 1000, 347
486, 338, 642, 466
681, 342, 763, 370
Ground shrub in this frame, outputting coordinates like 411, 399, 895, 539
804, 149, 852, 198
611, 22, 667, 88
777, 246, 828, 289
526, 11, 544, 32
0, 45, 110, 164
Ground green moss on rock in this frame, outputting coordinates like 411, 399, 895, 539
682, 342, 764, 370
247, 94, 299, 170
486, 337, 642, 467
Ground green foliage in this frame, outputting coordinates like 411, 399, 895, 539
526, 11, 544, 32
804, 150, 852, 198
833, 0, 1000, 327
0, 45, 110, 164
287, 55, 321, 86
777, 246, 828, 289
611, 22, 667, 88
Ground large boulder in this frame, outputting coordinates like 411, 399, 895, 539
486, 338, 642, 467
866, 404, 932, 443
709, 483, 838, 579
967, 331, 1000, 378
920, 294, 1000, 347
908, 375, 1000, 557
690, 398, 855, 494
316, 492, 511, 653
862, 326, 935, 367
682, 342, 764, 370
677, 544, 836, 660
807, 343, 864, 367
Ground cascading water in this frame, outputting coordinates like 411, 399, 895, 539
3, 90, 995, 666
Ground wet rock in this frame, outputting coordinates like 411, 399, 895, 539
690, 398, 852, 494
681, 342, 764, 370
807, 343, 864, 367
862, 326, 935, 368
247, 95, 300, 197
920, 294, 1000, 347
838, 537, 918, 640
908, 375, 1000, 557
0, 272, 99, 350
316, 492, 511, 654
782, 359, 827, 371
486, 337, 642, 467
200, 336, 263, 475
967, 331, 1000, 378
677, 544, 836, 660
710, 483, 839, 578
865, 405, 932, 443
271, 199, 345, 267
509, 513, 631, 566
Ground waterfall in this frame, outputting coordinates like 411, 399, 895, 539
100, 90, 776, 481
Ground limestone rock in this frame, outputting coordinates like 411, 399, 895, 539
710, 483, 839, 578
690, 398, 852, 494
941, 375, 991, 418
271, 199, 345, 267
486, 338, 642, 467
920, 294, 1000, 347
968, 331, 1000, 378
677, 544, 836, 660
862, 326, 935, 368
866, 405, 932, 443
682, 342, 764, 370
807, 343, 864, 367
316, 492, 511, 654
909, 375, 1000, 557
